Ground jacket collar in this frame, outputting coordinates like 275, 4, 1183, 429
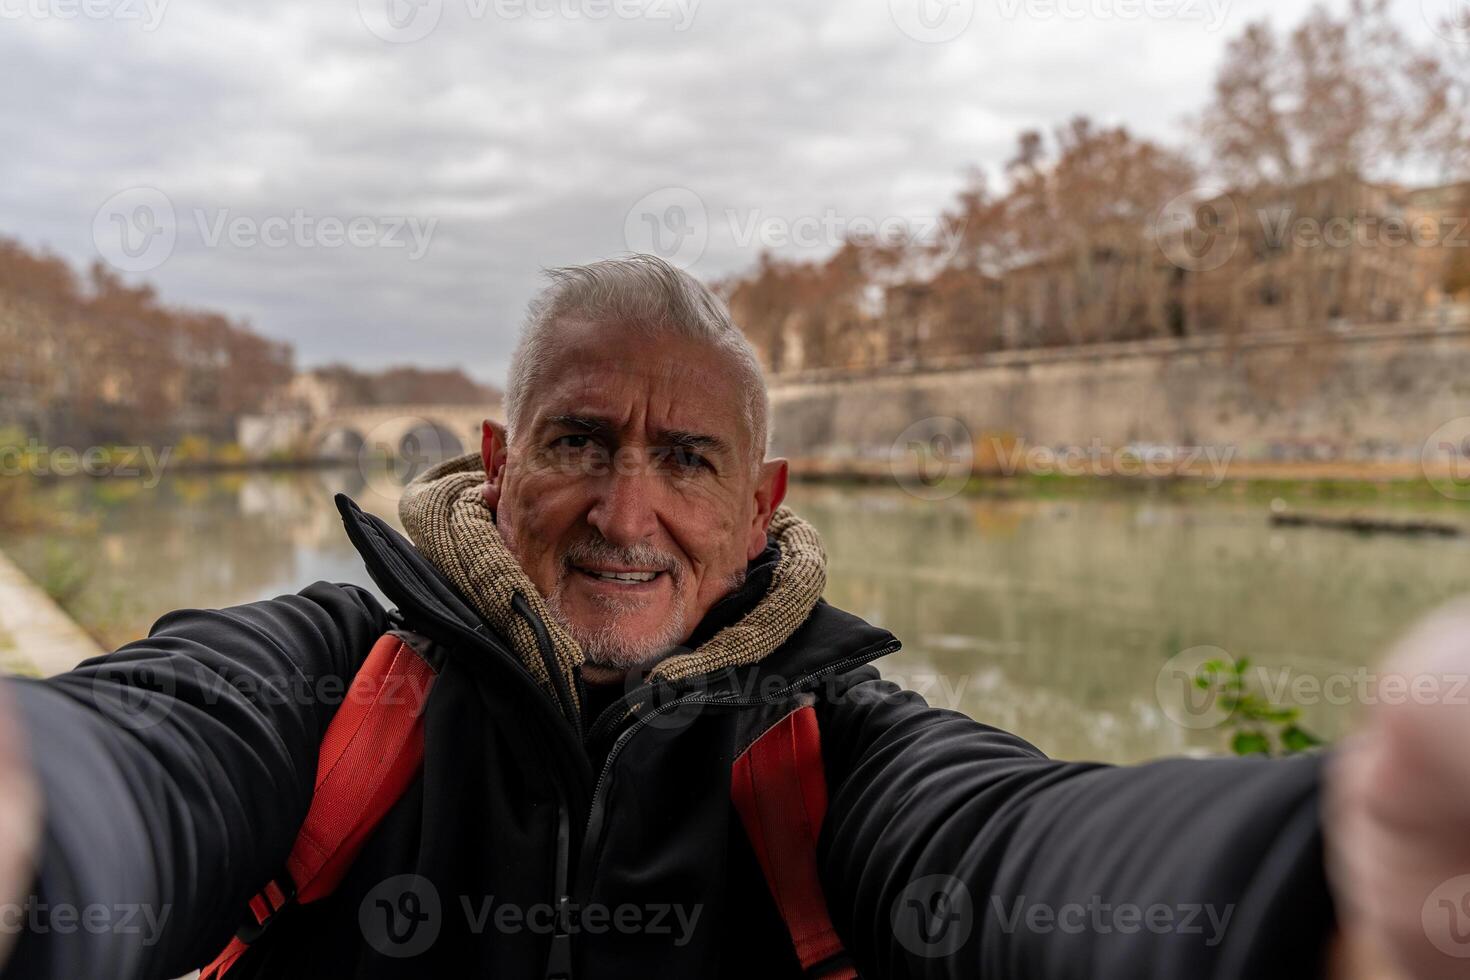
334, 456, 899, 727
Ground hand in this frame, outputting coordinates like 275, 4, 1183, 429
1327, 601, 1470, 980
0, 683, 41, 968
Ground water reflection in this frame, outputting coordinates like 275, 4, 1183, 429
3, 471, 1468, 763
0, 469, 405, 652
801, 485, 1470, 761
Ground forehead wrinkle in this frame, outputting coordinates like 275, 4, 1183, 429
530, 343, 751, 460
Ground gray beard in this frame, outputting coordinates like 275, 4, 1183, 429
544, 567, 748, 673
545, 585, 690, 672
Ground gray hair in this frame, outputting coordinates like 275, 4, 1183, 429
505, 254, 769, 471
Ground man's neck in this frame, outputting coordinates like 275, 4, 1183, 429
580, 663, 630, 687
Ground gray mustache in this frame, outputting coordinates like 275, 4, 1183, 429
560, 537, 685, 582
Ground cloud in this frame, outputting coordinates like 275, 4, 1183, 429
0, 0, 1436, 383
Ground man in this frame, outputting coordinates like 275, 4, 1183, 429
0, 254, 1462, 978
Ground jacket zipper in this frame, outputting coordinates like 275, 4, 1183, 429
367, 588, 592, 980
544, 800, 575, 980
340, 502, 594, 978
572, 638, 902, 901
508, 597, 584, 980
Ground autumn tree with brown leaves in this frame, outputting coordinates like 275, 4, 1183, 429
0, 238, 293, 447
725, 1, 1467, 377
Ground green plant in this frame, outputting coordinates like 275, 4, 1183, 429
1194, 657, 1326, 757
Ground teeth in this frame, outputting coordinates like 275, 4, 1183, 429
587, 570, 658, 583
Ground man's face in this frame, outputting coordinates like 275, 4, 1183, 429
485, 320, 786, 675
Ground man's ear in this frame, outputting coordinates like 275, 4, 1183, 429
480, 419, 509, 514
747, 458, 789, 560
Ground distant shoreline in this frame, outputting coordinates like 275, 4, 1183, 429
6, 454, 1469, 507
789, 458, 1470, 506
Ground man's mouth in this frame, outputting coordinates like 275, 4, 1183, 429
573, 565, 666, 586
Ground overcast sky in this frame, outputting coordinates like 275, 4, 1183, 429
0, 0, 1454, 384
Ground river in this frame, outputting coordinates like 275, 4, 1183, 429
3, 467, 1469, 763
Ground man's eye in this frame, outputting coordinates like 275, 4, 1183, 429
665, 447, 710, 472
553, 434, 593, 450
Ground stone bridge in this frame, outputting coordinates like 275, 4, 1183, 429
307, 403, 503, 461
237, 402, 504, 462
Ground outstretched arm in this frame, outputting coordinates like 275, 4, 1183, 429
0, 581, 388, 980
818, 674, 1333, 979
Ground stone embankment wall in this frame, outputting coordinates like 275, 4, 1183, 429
769, 319, 1470, 469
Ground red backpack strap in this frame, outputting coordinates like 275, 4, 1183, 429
201, 631, 438, 979
731, 704, 858, 980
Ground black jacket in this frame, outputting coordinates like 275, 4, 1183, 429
2, 496, 1335, 978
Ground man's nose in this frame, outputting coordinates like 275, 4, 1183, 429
586, 461, 659, 546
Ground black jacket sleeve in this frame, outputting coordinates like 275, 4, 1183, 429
817, 673, 1334, 980
0, 581, 389, 980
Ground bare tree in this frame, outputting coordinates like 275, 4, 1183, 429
1201, 0, 1467, 188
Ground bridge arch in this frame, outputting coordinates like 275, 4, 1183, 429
313, 426, 365, 459
303, 403, 502, 467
